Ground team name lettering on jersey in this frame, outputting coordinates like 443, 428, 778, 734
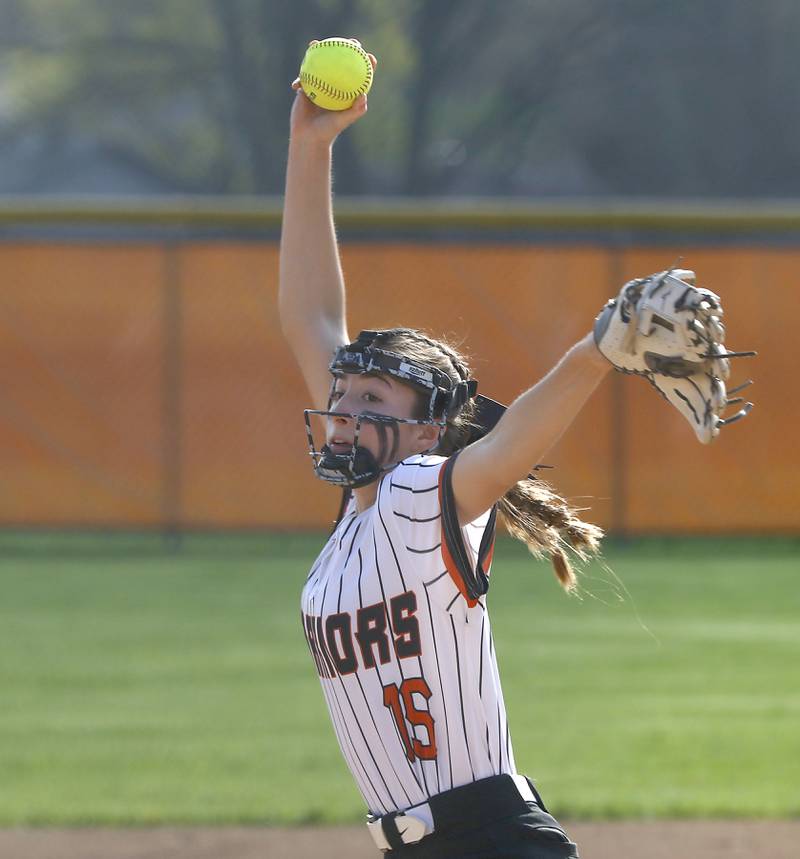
300, 455, 515, 816
301, 589, 422, 679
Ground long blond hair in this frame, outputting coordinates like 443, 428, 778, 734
370, 327, 603, 591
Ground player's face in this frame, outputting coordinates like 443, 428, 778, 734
326, 373, 436, 464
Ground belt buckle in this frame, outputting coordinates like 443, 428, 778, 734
367, 809, 431, 851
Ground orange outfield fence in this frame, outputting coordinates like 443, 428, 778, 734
0, 237, 795, 534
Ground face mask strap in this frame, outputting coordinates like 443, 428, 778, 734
330, 333, 470, 423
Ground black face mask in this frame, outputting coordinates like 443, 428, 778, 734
315, 443, 384, 489
303, 330, 488, 490
305, 410, 431, 489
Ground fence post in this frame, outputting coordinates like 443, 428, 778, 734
162, 244, 183, 549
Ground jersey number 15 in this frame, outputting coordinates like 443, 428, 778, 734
382, 678, 437, 762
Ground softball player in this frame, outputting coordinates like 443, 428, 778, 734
280, 53, 597, 857
279, 45, 751, 859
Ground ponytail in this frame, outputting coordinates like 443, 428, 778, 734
496, 477, 603, 592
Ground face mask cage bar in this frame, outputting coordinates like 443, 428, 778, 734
303, 330, 479, 489
304, 409, 446, 488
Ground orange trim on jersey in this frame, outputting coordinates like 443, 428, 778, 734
483, 537, 495, 572
438, 465, 479, 608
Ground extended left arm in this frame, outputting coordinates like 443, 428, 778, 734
451, 332, 610, 525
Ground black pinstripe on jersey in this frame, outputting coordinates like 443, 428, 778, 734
300, 454, 516, 816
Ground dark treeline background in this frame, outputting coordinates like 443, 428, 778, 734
0, 0, 797, 198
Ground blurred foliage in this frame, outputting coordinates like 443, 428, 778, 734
0, 0, 798, 196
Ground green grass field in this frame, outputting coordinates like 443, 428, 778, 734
0, 533, 798, 825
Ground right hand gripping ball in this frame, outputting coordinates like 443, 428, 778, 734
299, 38, 373, 110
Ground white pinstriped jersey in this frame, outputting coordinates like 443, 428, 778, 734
300, 453, 517, 817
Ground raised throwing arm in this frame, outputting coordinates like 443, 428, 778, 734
278, 45, 377, 410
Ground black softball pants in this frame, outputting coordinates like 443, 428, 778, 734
375, 774, 579, 859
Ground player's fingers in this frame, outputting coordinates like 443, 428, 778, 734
672, 268, 696, 284
291, 77, 301, 90
344, 37, 375, 69
308, 39, 319, 46
336, 94, 368, 127
291, 88, 315, 112
348, 93, 368, 116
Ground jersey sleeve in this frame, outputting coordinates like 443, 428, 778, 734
384, 453, 497, 610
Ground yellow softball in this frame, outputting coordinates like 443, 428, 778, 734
299, 38, 373, 111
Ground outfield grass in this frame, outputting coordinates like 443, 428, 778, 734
0, 534, 798, 824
